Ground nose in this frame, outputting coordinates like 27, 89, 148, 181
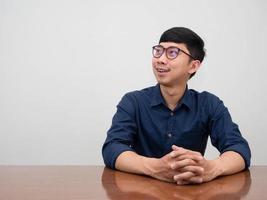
157, 52, 168, 64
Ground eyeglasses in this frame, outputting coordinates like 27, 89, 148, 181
152, 45, 196, 60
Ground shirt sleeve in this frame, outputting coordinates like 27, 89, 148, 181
208, 95, 251, 169
102, 93, 137, 169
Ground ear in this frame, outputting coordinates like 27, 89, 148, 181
188, 60, 201, 75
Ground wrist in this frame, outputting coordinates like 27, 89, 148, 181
209, 158, 225, 178
141, 156, 159, 177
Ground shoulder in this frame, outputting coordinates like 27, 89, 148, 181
202, 91, 221, 103
122, 85, 155, 102
189, 89, 222, 103
118, 85, 155, 107
188, 89, 225, 115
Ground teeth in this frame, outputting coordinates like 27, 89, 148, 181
157, 68, 169, 72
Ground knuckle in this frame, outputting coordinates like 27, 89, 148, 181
189, 159, 195, 165
196, 152, 201, 156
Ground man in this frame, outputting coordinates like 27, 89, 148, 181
102, 27, 251, 185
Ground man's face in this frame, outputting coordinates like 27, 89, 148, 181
152, 42, 199, 87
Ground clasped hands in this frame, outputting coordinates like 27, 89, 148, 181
150, 145, 218, 185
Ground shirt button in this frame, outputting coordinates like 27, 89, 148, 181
170, 112, 174, 116
167, 133, 172, 138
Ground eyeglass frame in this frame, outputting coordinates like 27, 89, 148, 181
152, 44, 196, 60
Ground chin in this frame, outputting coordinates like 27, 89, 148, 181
156, 80, 172, 87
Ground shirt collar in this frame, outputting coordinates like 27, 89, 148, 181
179, 86, 192, 111
150, 84, 192, 111
150, 84, 165, 107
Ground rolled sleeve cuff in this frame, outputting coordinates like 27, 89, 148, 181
221, 143, 251, 169
103, 142, 135, 169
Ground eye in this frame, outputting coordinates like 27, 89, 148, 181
153, 46, 164, 56
167, 48, 179, 58
155, 48, 161, 53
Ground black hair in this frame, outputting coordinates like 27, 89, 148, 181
159, 27, 205, 78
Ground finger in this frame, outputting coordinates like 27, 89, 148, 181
179, 165, 204, 176
177, 177, 203, 185
172, 145, 180, 151
174, 171, 195, 182
170, 146, 202, 158
171, 145, 188, 156
169, 149, 189, 158
175, 173, 203, 185
174, 154, 203, 162
172, 144, 195, 151
171, 158, 197, 169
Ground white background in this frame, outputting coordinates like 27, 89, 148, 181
0, 0, 266, 165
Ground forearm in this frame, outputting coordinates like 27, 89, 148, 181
215, 151, 246, 176
206, 151, 246, 181
115, 151, 155, 176
115, 151, 178, 183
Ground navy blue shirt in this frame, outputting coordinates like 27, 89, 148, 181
102, 84, 251, 169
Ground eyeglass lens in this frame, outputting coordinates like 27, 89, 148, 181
152, 45, 180, 60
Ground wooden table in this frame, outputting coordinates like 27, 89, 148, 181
0, 166, 265, 199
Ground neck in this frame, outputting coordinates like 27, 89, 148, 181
160, 83, 187, 111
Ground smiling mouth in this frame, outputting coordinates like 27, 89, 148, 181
156, 67, 171, 73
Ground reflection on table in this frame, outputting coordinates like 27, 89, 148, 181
102, 167, 251, 200
0, 166, 266, 200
